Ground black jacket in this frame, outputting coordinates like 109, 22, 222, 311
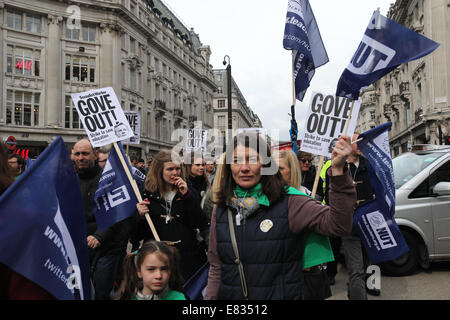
77, 164, 132, 261
215, 196, 304, 300
134, 187, 209, 281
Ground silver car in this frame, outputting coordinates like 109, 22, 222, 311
380, 145, 450, 276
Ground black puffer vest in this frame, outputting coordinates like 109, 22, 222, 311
215, 196, 304, 300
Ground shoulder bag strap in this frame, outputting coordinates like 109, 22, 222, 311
227, 208, 248, 300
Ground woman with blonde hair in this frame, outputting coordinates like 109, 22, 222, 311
273, 148, 334, 300
274, 149, 309, 194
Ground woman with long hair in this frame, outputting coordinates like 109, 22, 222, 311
204, 132, 356, 300
184, 151, 210, 204
134, 149, 209, 282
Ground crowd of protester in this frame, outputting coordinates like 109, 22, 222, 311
0, 131, 381, 301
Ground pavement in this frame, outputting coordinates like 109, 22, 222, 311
327, 262, 450, 300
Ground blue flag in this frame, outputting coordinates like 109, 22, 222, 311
354, 123, 409, 264
336, 10, 439, 100
0, 137, 91, 300
182, 261, 209, 300
283, 0, 329, 101
26, 157, 34, 170
93, 142, 138, 231
290, 118, 299, 154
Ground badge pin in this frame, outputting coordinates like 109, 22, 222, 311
260, 219, 273, 233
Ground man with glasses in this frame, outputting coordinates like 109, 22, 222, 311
297, 151, 324, 201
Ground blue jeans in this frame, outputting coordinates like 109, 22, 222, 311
92, 254, 121, 300
341, 235, 367, 300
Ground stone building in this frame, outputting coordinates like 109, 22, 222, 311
212, 69, 263, 145
356, 0, 450, 156
0, 0, 217, 159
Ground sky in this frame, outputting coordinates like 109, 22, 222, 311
163, 0, 395, 143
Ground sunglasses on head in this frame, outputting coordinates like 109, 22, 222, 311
300, 159, 312, 163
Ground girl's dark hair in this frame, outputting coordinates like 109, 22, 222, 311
0, 143, 14, 195
119, 241, 184, 300
215, 132, 286, 206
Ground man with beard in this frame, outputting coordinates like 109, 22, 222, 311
72, 139, 131, 300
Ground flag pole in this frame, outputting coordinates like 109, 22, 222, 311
291, 52, 298, 152
113, 142, 160, 241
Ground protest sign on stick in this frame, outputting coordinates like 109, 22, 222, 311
299, 92, 361, 158
71, 87, 134, 148
72, 87, 159, 241
123, 111, 141, 145
299, 92, 360, 197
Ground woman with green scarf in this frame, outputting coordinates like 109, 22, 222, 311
204, 132, 356, 300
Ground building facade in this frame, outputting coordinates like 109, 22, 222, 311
212, 69, 262, 145
356, 0, 450, 156
0, 0, 217, 159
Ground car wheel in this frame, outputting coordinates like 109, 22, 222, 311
379, 231, 419, 276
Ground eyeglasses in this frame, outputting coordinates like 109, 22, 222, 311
300, 159, 312, 163
8, 161, 18, 164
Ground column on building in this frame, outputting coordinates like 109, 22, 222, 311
46, 14, 63, 127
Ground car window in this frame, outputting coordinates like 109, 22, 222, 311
393, 152, 445, 188
409, 159, 450, 199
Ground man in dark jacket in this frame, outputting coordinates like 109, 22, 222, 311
73, 139, 132, 300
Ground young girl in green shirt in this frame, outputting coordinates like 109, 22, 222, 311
119, 241, 187, 300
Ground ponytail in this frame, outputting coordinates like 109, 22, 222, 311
119, 251, 141, 300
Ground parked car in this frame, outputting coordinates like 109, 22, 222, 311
380, 145, 450, 276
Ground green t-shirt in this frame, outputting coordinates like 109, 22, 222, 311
285, 186, 335, 269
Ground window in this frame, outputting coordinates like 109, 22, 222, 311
217, 115, 225, 127
370, 111, 375, 120
410, 160, 450, 198
82, 24, 96, 42
26, 14, 41, 33
215, 73, 222, 82
121, 63, 126, 86
121, 34, 127, 50
217, 99, 225, 108
130, 37, 135, 54
65, 96, 82, 129
6, 90, 40, 127
7, 46, 40, 76
217, 86, 223, 94
7, 10, 22, 30
129, 68, 135, 90
65, 22, 96, 42
65, 55, 95, 83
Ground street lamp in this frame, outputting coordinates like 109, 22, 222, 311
223, 55, 232, 131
